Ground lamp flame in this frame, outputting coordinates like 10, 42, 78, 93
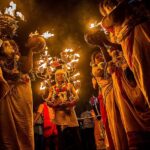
40, 82, 46, 90
89, 22, 101, 29
90, 23, 96, 29
4, 1, 16, 16
74, 72, 80, 77
64, 48, 74, 53
16, 12, 24, 20
42, 31, 54, 39
74, 53, 80, 58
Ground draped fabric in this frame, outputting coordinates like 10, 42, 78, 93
0, 80, 34, 150
97, 78, 128, 150
112, 67, 150, 149
101, 0, 150, 108
43, 103, 57, 138
121, 21, 150, 108
98, 93, 115, 150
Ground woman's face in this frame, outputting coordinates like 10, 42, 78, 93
55, 72, 65, 82
94, 53, 104, 65
2, 41, 15, 57
92, 66, 104, 77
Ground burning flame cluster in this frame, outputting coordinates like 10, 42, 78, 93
29, 31, 54, 39
89, 21, 108, 35
4, 1, 24, 20
34, 47, 81, 94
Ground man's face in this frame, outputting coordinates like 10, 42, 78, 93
55, 72, 65, 82
92, 65, 104, 77
2, 41, 15, 57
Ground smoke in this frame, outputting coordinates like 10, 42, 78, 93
0, 0, 102, 113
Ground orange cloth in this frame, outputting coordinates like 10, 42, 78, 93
112, 67, 150, 148
97, 78, 128, 150
0, 80, 34, 150
121, 21, 150, 108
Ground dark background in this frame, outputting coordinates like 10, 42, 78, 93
0, 0, 101, 115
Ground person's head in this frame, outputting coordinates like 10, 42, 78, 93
99, 0, 118, 16
0, 40, 19, 58
92, 65, 104, 78
26, 35, 46, 53
55, 69, 67, 83
91, 50, 104, 66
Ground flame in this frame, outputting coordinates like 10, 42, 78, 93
4, 1, 25, 20
89, 22, 101, 29
71, 59, 79, 63
39, 60, 44, 64
42, 31, 54, 39
74, 53, 80, 58
89, 23, 96, 29
40, 82, 46, 90
39, 62, 47, 69
44, 50, 48, 56
16, 12, 24, 20
64, 48, 74, 53
73, 72, 80, 77
29, 31, 39, 37
4, 1, 16, 16
48, 57, 52, 61
50, 67, 55, 72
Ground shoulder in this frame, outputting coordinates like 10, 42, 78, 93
37, 104, 44, 113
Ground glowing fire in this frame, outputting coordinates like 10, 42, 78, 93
90, 23, 96, 29
4, 1, 25, 20
64, 48, 74, 53
4, 1, 16, 16
40, 82, 46, 90
42, 31, 54, 39
89, 22, 101, 29
16, 12, 24, 20
73, 72, 80, 77
74, 53, 80, 58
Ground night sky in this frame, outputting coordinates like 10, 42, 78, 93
0, 0, 102, 115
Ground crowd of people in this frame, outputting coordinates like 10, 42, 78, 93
85, 0, 150, 150
0, 0, 150, 150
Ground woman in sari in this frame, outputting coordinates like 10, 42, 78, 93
107, 48, 150, 149
91, 52, 128, 150
85, 29, 128, 150
0, 35, 46, 150
100, 0, 150, 108
85, 27, 150, 149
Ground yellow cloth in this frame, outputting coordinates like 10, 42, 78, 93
121, 21, 150, 108
112, 68, 150, 148
0, 80, 34, 150
97, 78, 128, 150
